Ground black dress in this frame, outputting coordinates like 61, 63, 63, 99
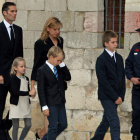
31, 37, 63, 81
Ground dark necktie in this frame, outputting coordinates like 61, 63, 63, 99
53, 66, 58, 80
112, 55, 116, 63
10, 26, 15, 50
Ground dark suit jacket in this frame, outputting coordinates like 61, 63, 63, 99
0, 21, 23, 86
9, 75, 30, 105
96, 50, 125, 101
37, 63, 71, 107
31, 37, 63, 81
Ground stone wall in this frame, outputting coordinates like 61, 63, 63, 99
3, 0, 140, 139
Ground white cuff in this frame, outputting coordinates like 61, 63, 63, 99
59, 62, 65, 67
42, 105, 48, 111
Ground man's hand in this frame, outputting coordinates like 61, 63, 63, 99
43, 109, 49, 116
130, 77, 140, 85
0, 76, 4, 84
30, 88, 36, 97
115, 97, 122, 105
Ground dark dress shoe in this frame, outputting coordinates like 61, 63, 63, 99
132, 135, 140, 140
5, 130, 12, 140
35, 132, 40, 140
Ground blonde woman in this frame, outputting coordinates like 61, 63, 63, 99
31, 17, 63, 139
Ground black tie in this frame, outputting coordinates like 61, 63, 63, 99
112, 55, 116, 63
10, 26, 15, 50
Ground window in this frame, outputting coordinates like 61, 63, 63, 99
104, 0, 125, 48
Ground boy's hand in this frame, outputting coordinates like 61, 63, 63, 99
0, 76, 4, 84
130, 77, 140, 85
43, 109, 49, 116
115, 97, 122, 104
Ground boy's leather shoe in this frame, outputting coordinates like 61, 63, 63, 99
132, 135, 140, 140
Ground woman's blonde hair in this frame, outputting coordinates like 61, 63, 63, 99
10, 57, 25, 76
40, 17, 63, 44
47, 46, 65, 59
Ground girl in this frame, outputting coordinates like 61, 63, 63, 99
31, 17, 64, 139
9, 57, 36, 140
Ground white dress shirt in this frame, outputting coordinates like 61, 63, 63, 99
105, 48, 116, 62
42, 61, 66, 111
3, 19, 15, 40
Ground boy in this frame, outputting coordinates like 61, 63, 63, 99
90, 30, 125, 140
125, 28, 140, 140
37, 46, 71, 140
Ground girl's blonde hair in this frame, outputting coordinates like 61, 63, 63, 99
10, 57, 25, 76
47, 46, 65, 59
40, 17, 63, 44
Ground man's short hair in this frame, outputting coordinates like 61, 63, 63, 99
102, 30, 118, 48
2, 2, 16, 16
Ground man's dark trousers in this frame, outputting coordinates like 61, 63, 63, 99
42, 102, 67, 140
131, 87, 140, 136
90, 100, 120, 140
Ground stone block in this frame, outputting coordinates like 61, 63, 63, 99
75, 12, 84, 32
64, 131, 90, 140
120, 88, 132, 112
17, 0, 44, 10
124, 33, 131, 49
130, 33, 140, 49
66, 110, 73, 130
69, 69, 91, 86
52, 12, 75, 32
25, 68, 32, 81
60, 32, 67, 49
34, 31, 42, 42
84, 12, 104, 32
125, 1, 140, 12
68, 0, 104, 11
84, 49, 103, 69
85, 90, 103, 111
125, 12, 140, 32
13, 11, 27, 30
6, 0, 16, 3
91, 132, 132, 140
24, 49, 34, 59
25, 59, 33, 69
23, 31, 34, 49
64, 48, 84, 69
73, 110, 103, 131
28, 11, 52, 31
66, 32, 103, 49
65, 86, 86, 109
45, 0, 67, 11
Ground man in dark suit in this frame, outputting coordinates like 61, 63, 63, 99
90, 30, 125, 140
37, 46, 71, 140
0, 2, 23, 139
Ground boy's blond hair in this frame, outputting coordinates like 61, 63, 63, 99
47, 46, 65, 59
102, 30, 118, 47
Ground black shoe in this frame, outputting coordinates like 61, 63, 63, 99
132, 135, 140, 140
5, 130, 12, 140
35, 132, 40, 140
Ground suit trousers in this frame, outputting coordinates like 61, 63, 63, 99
131, 87, 140, 136
90, 100, 121, 140
42, 102, 67, 140
0, 84, 9, 125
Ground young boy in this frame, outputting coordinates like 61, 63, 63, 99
90, 30, 125, 140
125, 28, 140, 140
37, 46, 71, 140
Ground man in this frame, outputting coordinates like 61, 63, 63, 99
0, 2, 23, 140
125, 28, 140, 140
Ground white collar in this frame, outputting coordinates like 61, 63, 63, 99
46, 61, 54, 71
105, 48, 115, 57
3, 19, 13, 28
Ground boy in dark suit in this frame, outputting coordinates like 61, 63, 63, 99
37, 46, 71, 140
90, 30, 125, 140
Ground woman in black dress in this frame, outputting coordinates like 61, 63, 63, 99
31, 17, 63, 139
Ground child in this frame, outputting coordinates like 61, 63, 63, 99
9, 57, 36, 140
90, 30, 125, 140
37, 46, 71, 140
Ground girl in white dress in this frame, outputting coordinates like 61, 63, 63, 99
9, 57, 36, 140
